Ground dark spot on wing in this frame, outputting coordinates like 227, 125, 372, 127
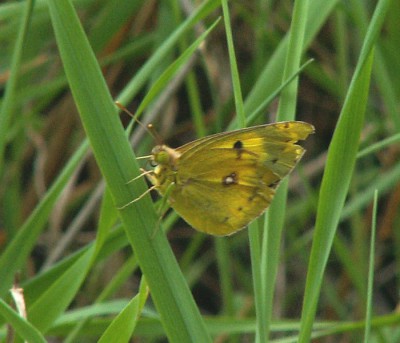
233, 140, 244, 159
233, 140, 243, 149
271, 158, 278, 164
222, 172, 238, 186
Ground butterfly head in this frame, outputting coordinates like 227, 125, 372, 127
147, 145, 181, 195
151, 145, 181, 168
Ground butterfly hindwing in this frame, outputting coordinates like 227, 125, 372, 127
169, 173, 276, 235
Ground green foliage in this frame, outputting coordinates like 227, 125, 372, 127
0, 0, 399, 341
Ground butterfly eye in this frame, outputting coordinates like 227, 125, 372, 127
150, 160, 158, 167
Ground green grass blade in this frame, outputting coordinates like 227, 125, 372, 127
98, 277, 149, 343
242, 0, 340, 120
132, 17, 220, 120
221, 0, 245, 127
357, 132, 400, 158
299, 49, 374, 343
0, 299, 46, 343
276, 0, 309, 120
0, 141, 89, 297
0, 0, 34, 174
117, 0, 220, 106
299, 0, 392, 339
28, 248, 93, 332
46, 0, 211, 341
363, 190, 378, 342
257, 0, 310, 341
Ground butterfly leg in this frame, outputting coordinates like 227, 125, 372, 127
118, 185, 156, 210
126, 168, 153, 184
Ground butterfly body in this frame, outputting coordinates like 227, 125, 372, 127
145, 121, 314, 236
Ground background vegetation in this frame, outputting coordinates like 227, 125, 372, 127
0, 0, 399, 342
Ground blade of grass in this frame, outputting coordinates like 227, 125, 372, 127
349, 0, 400, 131
259, 0, 310, 341
0, 299, 46, 343
242, 0, 340, 120
28, 247, 94, 332
117, 0, 220, 106
0, 141, 89, 297
244, 59, 314, 127
216, 0, 246, 330
46, 0, 212, 341
221, 0, 245, 126
98, 277, 149, 343
64, 253, 139, 342
299, 0, 392, 340
0, 0, 34, 175
357, 132, 400, 158
341, 161, 400, 220
87, 0, 143, 52
363, 190, 378, 342
300, 48, 374, 343
20, 227, 127, 309
131, 17, 220, 120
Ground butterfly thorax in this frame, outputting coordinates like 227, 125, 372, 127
148, 145, 181, 195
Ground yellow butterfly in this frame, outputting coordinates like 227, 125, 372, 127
131, 121, 314, 236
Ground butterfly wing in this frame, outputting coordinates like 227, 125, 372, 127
169, 121, 314, 235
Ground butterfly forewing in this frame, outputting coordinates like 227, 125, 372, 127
161, 121, 314, 235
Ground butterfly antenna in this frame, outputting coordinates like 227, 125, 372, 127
146, 123, 163, 145
115, 101, 159, 142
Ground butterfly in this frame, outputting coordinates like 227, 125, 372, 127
129, 121, 314, 236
